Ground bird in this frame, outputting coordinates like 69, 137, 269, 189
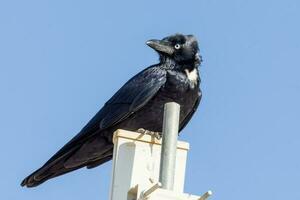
21, 33, 202, 187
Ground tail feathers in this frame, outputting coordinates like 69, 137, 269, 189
21, 158, 84, 187
86, 150, 113, 169
63, 138, 113, 169
21, 151, 114, 188
21, 135, 114, 187
21, 145, 80, 187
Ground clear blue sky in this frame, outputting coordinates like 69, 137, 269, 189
0, 0, 299, 199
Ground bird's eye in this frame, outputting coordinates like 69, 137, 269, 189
174, 44, 181, 49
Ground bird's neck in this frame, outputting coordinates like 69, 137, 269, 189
159, 55, 201, 87
159, 54, 201, 72
159, 56, 176, 70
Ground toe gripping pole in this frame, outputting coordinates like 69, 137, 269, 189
159, 102, 180, 190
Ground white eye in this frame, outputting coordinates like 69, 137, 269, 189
174, 44, 181, 49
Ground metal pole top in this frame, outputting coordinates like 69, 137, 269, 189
159, 102, 180, 190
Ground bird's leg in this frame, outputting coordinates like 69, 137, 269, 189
137, 128, 162, 140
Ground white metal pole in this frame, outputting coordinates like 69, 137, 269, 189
159, 102, 180, 190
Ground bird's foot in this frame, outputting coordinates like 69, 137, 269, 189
137, 128, 162, 140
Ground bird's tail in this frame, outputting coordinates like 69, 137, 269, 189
21, 159, 83, 187
21, 135, 113, 187
21, 152, 112, 187
21, 145, 81, 187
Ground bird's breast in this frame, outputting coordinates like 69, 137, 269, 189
165, 68, 199, 91
158, 71, 200, 124
115, 68, 200, 133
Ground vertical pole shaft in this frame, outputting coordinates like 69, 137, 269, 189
159, 102, 180, 190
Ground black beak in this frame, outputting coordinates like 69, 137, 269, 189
146, 39, 174, 55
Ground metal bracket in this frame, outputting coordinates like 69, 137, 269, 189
199, 191, 213, 200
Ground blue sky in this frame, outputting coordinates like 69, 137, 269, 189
0, 0, 299, 199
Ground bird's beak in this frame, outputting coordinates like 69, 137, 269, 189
146, 39, 174, 55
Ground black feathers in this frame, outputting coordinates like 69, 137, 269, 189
21, 33, 202, 187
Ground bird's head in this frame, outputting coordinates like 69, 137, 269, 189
146, 34, 201, 65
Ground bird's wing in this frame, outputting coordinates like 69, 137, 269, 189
85, 65, 167, 131
47, 66, 166, 165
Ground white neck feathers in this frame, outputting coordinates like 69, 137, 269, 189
184, 68, 198, 84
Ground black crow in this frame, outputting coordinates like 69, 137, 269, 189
21, 33, 202, 187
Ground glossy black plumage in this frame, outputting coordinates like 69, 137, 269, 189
21, 33, 202, 187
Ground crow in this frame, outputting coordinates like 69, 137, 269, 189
21, 33, 202, 187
